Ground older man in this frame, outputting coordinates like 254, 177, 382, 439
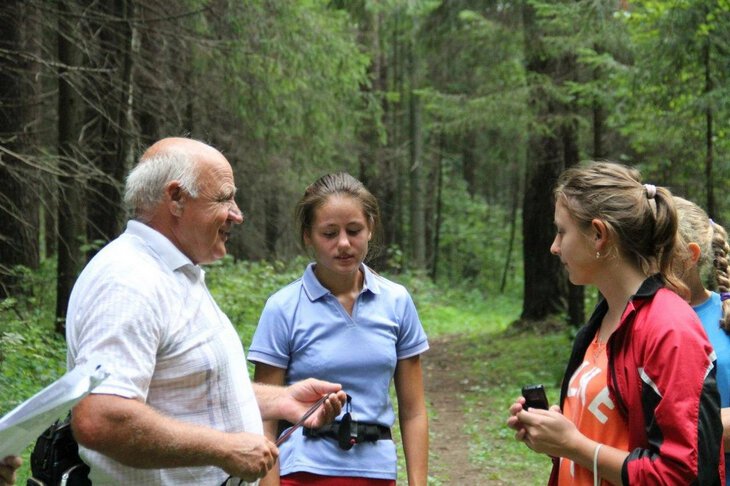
67, 138, 344, 485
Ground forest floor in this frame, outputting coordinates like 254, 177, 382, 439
423, 333, 546, 485
424, 334, 487, 484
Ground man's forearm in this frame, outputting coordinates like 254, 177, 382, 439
252, 382, 286, 421
253, 378, 346, 427
72, 394, 229, 469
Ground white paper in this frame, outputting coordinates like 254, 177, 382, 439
0, 360, 108, 457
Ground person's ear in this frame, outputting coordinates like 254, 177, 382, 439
591, 219, 609, 252
167, 182, 184, 216
687, 242, 702, 266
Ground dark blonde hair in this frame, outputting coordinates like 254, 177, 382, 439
295, 172, 382, 256
675, 196, 730, 330
554, 161, 686, 297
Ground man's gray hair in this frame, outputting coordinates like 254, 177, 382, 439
124, 151, 200, 222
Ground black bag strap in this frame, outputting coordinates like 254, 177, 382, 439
28, 412, 91, 486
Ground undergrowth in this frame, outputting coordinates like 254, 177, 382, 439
0, 258, 568, 485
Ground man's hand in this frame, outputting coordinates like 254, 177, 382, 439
218, 433, 278, 482
0, 455, 22, 486
73, 393, 277, 478
286, 378, 347, 429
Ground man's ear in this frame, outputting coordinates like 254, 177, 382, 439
167, 182, 184, 216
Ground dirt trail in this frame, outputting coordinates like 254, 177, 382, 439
423, 334, 487, 484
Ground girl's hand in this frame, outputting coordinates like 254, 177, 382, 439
506, 396, 528, 440
516, 405, 583, 458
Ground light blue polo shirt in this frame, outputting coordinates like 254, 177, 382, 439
694, 291, 730, 484
248, 263, 429, 480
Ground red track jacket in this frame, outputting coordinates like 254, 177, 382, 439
550, 275, 725, 485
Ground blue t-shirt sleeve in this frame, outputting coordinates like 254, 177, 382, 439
248, 296, 291, 369
395, 289, 429, 359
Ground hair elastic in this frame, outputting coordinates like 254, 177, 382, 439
721, 292, 730, 302
593, 443, 603, 486
644, 184, 656, 199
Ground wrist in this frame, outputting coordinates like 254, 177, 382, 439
253, 382, 287, 421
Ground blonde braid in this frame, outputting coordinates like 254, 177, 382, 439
710, 220, 730, 331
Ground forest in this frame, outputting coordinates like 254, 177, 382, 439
0, 0, 729, 333
0, 1, 729, 483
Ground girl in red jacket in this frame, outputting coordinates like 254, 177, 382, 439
507, 161, 724, 485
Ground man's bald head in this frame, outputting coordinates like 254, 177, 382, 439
124, 137, 226, 222
141, 137, 224, 162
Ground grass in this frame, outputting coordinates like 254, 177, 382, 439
420, 301, 568, 484
459, 329, 566, 483
0, 259, 570, 484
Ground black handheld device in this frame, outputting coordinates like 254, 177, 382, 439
521, 384, 549, 410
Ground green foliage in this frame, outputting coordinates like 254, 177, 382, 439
609, 0, 730, 216
0, 264, 67, 481
421, 7, 528, 137
0, 261, 65, 415
205, 255, 309, 345
435, 163, 523, 296
200, 0, 369, 164
393, 270, 522, 336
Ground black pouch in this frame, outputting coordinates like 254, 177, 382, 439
27, 413, 91, 486
337, 394, 357, 451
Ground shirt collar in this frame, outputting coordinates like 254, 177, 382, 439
633, 273, 664, 298
302, 262, 380, 301
126, 220, 199, 276
586, 274, 664, 333
621, 273, 664, 317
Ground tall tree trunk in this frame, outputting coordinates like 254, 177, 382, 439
391, 7, 406, 259
703, 38, 715, 218
520, 2, 567, 321
563, 117, 584, 326
462, 131, 477, 197
0, 0, 41, 298
357, 5, 391, 271
500, 161, 520, 293
56, 0, 86, 335
264, 191, 279, 259
522, 137, 565, 320
408, 22, 425, 269
426, 132, 444, 277
87, 0, 136, 255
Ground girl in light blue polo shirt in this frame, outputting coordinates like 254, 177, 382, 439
249, 172, 429, 486
675, 196, 730, 485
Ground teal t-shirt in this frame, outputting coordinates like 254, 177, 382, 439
693, 291, 729, 485
694, 292, 730, 407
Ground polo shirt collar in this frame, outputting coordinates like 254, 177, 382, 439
302, 262, 380, 301
126, 220, 197, 274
